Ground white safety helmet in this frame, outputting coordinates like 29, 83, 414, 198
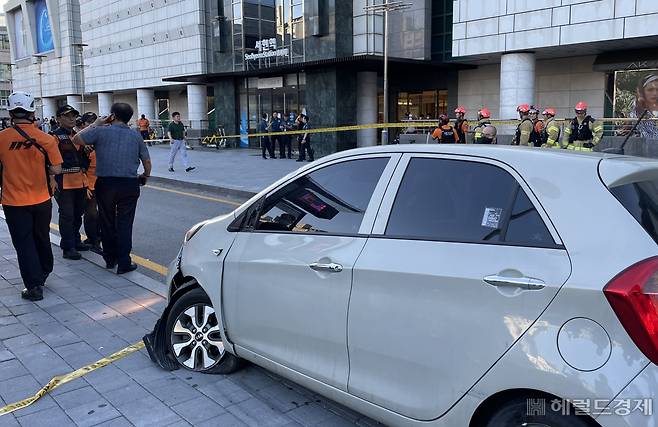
8, 91, 36, 113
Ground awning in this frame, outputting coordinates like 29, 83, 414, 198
593, 48, 658, 72
163, 55, 473, 83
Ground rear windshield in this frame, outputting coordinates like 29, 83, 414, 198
610, 180, 658, 244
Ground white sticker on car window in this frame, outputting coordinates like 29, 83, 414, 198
482, 207, 503, 229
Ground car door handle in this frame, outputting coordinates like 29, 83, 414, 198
483, 275, 545, 290
309, 262, 343, 273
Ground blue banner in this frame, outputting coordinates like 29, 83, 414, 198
240, 111, 249, 148
35, 0, 53, 53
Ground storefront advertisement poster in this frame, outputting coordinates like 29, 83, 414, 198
12, 9, 27, 59
35, 0, 54, 53
614, 69, 658, 138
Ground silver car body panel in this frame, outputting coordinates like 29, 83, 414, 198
170, 145, 658, 426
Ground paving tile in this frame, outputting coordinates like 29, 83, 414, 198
141, 376, 200, 406
7, 304, 40, 317
196, 412, 247, 427
54, 342, 104, 368
102, 380, 151, 407
126, 365, 175, 385
198, 379, 253, 407
114, 395, 182, 426
0, 324, 29, 341
2, 333, 41, 350
0, 360, 28, 382
11, 342, 73, 385
92, 417, 133, 427
27, 322, 80, 349
225, 397, 293, 427
286, 403, 339, 426
255, 382, 313, 413
16, 309, 55, 327
82, 365, 134, 395
170, 394, 227, 424
0, 351, 15, 363
72, 301, 122, 322
15, 405, 73, 426
64, 398, 121, 427
0, 413, 19, 427
53, 386, 103, 410
231, 367, 278, 393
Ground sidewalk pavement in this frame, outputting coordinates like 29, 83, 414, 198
0, 219, 379, 426
149, 146, 304, 197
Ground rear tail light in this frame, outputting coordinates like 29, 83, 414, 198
604, 257, 658, 365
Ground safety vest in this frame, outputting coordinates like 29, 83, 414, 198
53, 130, 88, 174
541, 118, 560, 146
568, 116, 594, 143
514, 119, 533, 145
473, 121, 491, 144
455, 119, 468, 142
529, 121, 543, 147
438, 125, 457, 144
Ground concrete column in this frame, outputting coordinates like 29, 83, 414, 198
97, 92, 113, 116
187, 84, 207, 127
356, 71, 378, 147
66, 95, 82, 113
136, 88, 155, 121
42, 97, 57, 120
499, 52, 536, 120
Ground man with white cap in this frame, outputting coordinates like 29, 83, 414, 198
0, 92, 63, 301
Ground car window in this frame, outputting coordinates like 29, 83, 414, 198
254, 158, 389, 234
385, 158, 555, 247
609, 180, 658, 244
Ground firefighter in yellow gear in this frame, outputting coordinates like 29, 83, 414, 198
473, 108, 492, 144
562, 101, 604, 151
513, 104, 534, 146
540, 108, 561, 148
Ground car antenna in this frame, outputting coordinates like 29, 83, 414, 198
603, 109, 649, 155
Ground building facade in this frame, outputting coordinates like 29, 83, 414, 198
169, 0, 461, 153
3, 0, 462, 151
0, 14, 12, 119
451, 0, 658, 122
4, 0, 210, 129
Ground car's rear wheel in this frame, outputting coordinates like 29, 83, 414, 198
165, 287, 243, 374
484, 397, 595, 427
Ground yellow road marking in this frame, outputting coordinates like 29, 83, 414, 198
144, 184, 242, 207
49, 223, 168, 276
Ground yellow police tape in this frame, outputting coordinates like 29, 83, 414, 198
213, 118, 658, 140
0, 341, 145, 416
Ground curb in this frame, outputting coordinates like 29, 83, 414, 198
147, 175, 257, 199
0, 212, 167, 298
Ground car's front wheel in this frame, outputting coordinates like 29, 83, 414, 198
165, 287, 242, 374
484, 397, 595, 427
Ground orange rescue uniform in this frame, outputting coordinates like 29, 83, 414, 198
0, 125, 63, 206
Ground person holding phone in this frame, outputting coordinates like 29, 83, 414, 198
72, 103, 151, 275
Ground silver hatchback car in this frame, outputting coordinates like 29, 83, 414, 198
161, 145, 658, 427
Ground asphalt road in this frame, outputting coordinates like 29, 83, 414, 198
50, 180, 247, 281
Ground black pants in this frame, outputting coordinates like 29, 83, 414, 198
95, 177, 140, 269
55, 188, 87, 251
3, 200, 53, 289
280, 136, 292, 158
261, 137, 275, 158
83, 191, 101, 244
297, 139, 314, 161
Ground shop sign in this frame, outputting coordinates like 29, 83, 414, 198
257, 77, 284, 89
245, 37, 290, 61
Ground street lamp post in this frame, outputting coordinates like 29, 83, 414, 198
32, 54, 47, 120
364, 0, 411, 145
72, 43, 88, 111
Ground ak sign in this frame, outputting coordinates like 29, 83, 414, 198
245, 38, 289, 61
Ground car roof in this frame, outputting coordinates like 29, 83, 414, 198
323, 144, 627, 164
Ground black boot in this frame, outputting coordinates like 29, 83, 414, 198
21, 287, 43, 301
